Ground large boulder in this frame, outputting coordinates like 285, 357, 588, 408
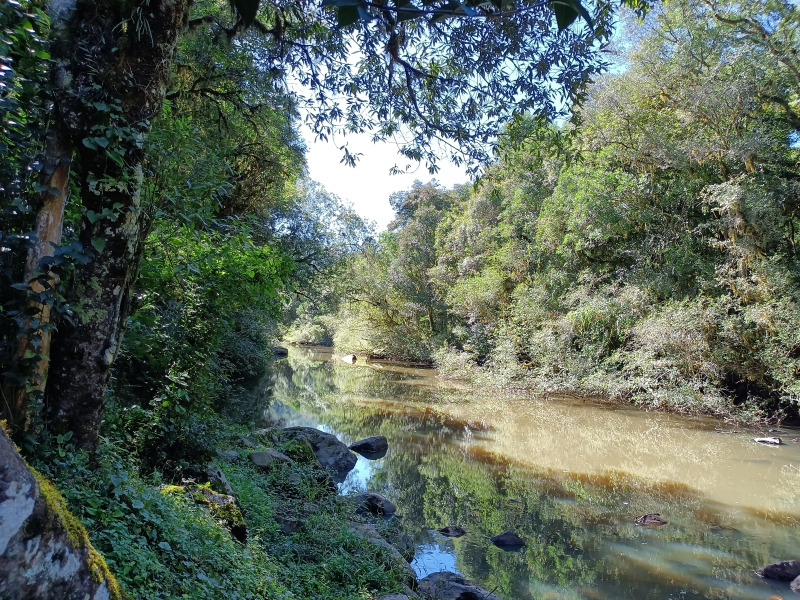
0, 428, 123, 600
383, 528, 415, 563
791, 574, 800, 592
418, 572, 502, 600
278, 427, 357, 483
350, 436, 388, 459
353, 492, 396, 516
756, 559, 800, 580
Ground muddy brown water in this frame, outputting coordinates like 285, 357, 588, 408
264, 346, 800, 600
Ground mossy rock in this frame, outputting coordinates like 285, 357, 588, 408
189, 484, 247, 544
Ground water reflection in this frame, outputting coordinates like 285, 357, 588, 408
265, 347, 800, 600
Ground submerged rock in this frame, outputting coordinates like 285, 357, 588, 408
278, 427, 357, 483
490, 530, 525, 549
437, 526, 466, 538
350, 436, 389, 459
753, 437, 783, 446
635, 513, 668, 527
353, 492, 396, 516
756, 559, 800, 580
418, 571, 502, 600
791, 574, 800, 592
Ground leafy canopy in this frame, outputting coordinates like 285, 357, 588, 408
217, 0, 644, 173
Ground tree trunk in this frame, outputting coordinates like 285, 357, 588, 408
39, 0, 190, 449
2, 132, 72, 430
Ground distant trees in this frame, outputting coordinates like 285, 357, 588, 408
323, 0, 800, 416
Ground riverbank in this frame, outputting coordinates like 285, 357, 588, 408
320, 344, 796, 426
29, 418, 419, 600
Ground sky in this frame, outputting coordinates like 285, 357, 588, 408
302, 127, 472, 231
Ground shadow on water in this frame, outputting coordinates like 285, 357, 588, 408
263, 346, 800, 600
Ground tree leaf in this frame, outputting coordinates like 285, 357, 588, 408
91, 238, 107, 254
550, 0, 592, 30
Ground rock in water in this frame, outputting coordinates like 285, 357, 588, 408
418, 572, 502, 600
353, 492, 396, 516
341, 354, 357, 363
278, 427, 357, 483
635, 513, 669, 527
349, 435, 389, 459
753, 437, 783, 446
437, 525, 466, 538
756, 560, 800, 580
272, 346, 289, 357
791, 574, 800, 592
490, 530, 525, 549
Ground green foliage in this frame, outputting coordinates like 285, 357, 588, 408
26, 415, 413, 600
30, 441, 286, 600
312, 0, 800, 419
0, 0, 52, 401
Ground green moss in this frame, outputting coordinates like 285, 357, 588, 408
208, 497, 245, 531
188, 484, 246, 539
30, 467, 127, 600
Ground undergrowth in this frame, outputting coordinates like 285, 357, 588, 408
29, 419, 411, 600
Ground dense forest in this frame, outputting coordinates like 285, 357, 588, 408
288, 0, 800, 421
0, 0, 798, 598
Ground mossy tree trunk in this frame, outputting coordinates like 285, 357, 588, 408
30, 0, 191, 449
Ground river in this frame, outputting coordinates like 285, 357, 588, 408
263, 346, 800, 600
